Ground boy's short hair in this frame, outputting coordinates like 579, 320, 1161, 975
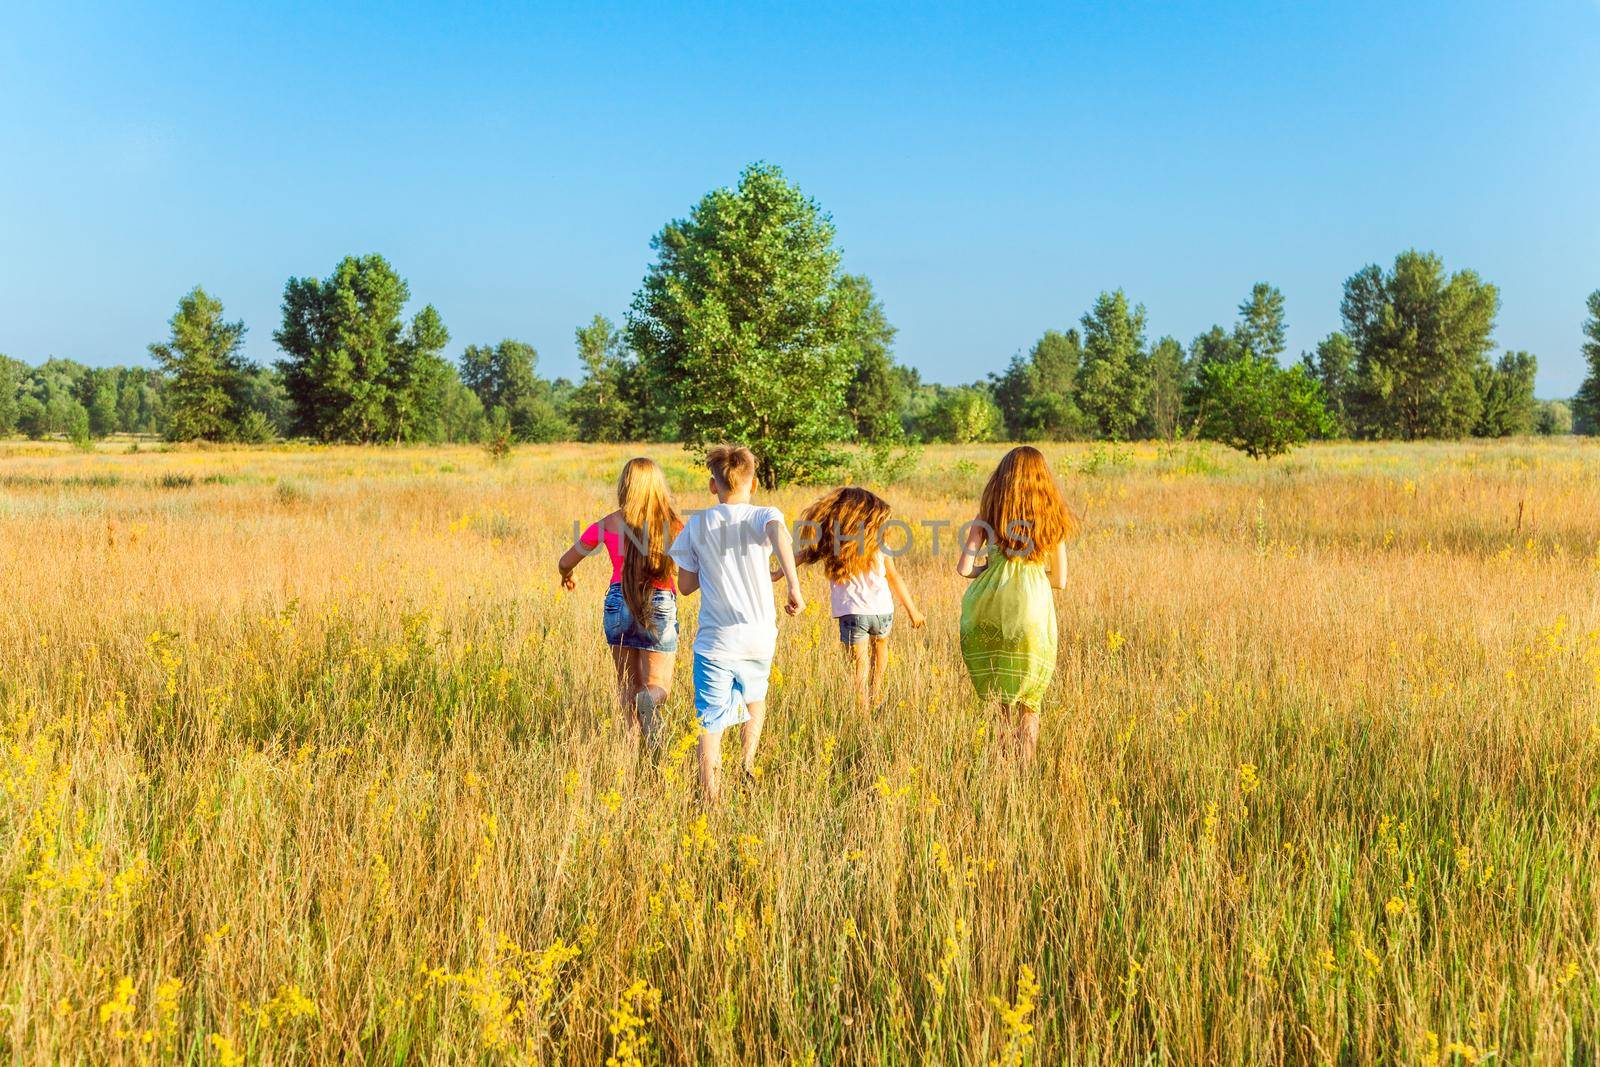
706, 444, 757, 490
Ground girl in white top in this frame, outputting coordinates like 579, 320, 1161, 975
795, 487, 925, 707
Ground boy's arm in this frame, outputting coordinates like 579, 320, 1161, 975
883, 556, 925, 627
764, 518, 805, 616
677, 567, 700, 596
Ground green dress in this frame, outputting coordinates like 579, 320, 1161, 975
959, 555, 1057, 709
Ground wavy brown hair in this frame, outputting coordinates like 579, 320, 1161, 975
616, 458, 681, 623
795, 487, 893, 583
976, 446, 1077, 562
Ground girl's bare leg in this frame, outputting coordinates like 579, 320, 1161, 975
611, 645, 634, 725
633, 650, 674, 750
867, 636, 890, 708
846, 642, 870, 706
1017, 703, 1043, 764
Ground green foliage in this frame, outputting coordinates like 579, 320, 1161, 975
1235, 282, 1287, 360
568, 315, 645, 442
837, 274, 903, 444
275, 254, 451, 443
1574, 291, 1600, 435
459, 339, 569, 443
923, 386, 1003, 443
1536, 399, 1573, 435
991, 329, 1088, 440
149, 287, 255, 442
1342, 251, 1499, 439
0, 355, 22, 436
1076, 290, 1149, 440
627, 162, 856, 487
1473, 351, 1538, 437
1302, 332, 1356, 437
1192, 354, 1330, 459
1142, 335, 1189, 440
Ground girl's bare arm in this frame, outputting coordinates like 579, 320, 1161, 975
557, 541, 588, 590
884, 556, 925, 627
955, 519, 988, 579
1048, 539, 1069, 591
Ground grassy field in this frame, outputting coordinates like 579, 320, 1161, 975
1, 436, 1597, 1064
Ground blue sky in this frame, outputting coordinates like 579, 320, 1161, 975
2, 1, 1597, 395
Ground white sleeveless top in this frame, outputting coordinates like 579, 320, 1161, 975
829, 553, 894, 617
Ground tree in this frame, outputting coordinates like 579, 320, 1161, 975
924, 386, 1003, 443
1474, 351, 1537, 437
148, 287, 253, 442
568, 315, 642, 442
627, 162, 856, 487
1302, 332, 1356, 437
275, 254, 450, 443
81, 368, 120, 438
991, 329, 1086, 440
1235, 282, 1287, 360
459, 339, 567, 442
837, 274, 903, 444
0, 355, 22, 436
1536, 400, 1572, 435
1076, 290, 1149, 440
1192, 355, 1329, 459
1574, 291, 1600, 435
1143, 335, 1189, 439
1341, 251, 1499, 439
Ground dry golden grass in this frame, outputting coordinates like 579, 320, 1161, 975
1, 436, 1597, 1064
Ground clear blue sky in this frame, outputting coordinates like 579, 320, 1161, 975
3, 1, 1597, 395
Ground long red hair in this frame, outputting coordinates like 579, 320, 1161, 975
795, 487, 892, 583
976, 446, 1077, 561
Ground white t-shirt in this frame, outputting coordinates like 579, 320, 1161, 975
669, 502, 786, 660
829, 552, 894, 617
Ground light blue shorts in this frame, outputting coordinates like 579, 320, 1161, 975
691, 653, 772, 734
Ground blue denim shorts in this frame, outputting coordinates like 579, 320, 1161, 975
691, 653, 771, 734
602, 584, 679, 652
837, 612, 894, 644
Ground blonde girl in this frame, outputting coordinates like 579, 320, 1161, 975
795, 487, 925, 707
955, 446, 1076, 761
558, 457, 683, 748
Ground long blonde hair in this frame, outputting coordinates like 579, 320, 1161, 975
616, 458, 681, 622
795, 487, 892, 583
977, 446, 1077, 562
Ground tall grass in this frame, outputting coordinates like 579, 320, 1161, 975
0, 438, 1596, 1063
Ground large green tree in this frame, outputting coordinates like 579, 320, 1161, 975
1302, 332, 1356, 437
1192, 354, 1329, 459
275, 254, 450, 443
1474, 351, 1538, 437
1341, 251, 1499, 439
0, 355, 23, 436
1142, 335, 1189, 439
459, 339, 568, 442
837, 274, 903, 444
1076, 290, 1149, 440
568, 315, 645, 443
1235, 282, 1287, 360
627, 162, 856, 487
1574, 291, 1600, 435
148, 286, 254, 442
991, 329, 1086, 440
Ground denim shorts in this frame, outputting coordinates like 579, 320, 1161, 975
602, 584, 679, 653
691, 653, 772, 734
837, 612, 894, 644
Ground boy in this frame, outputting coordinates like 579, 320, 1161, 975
669, 444, 805, 803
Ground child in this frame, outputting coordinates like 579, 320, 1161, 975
955, 446, 1077, 762
795, 487, 925, 707
557, 457, 683, 750
669, 444, 805, 803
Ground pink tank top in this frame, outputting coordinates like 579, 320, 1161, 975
580, 520, 677, 591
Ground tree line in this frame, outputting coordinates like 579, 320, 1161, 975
3, 163, 1595, 476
